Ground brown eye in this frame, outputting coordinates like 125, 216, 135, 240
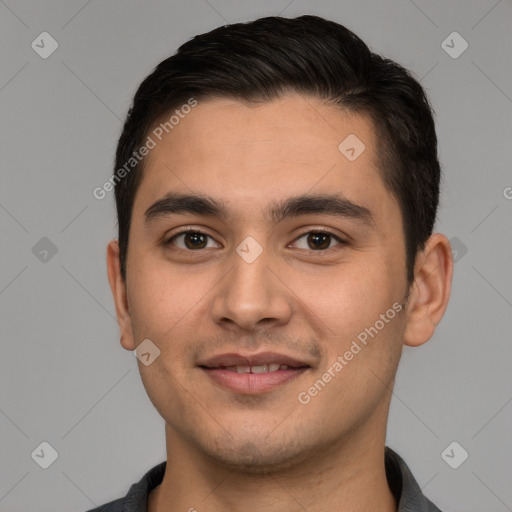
292, 231, 344, 251
166, 230, 219, 250
183, 232, 207, 249
307, 232, 331, 250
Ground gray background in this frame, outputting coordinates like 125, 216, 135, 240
1, 0, 511, 511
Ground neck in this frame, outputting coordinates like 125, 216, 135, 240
148, 423, 397, 512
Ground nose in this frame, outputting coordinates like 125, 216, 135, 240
209, 244, 293, 332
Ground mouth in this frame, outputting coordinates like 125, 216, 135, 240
198, 352, 312, 394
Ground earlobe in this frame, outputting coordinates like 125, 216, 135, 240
403, 233, 454, 347
106, 239, 136, 351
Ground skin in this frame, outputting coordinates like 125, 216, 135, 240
107, 93, 453, 512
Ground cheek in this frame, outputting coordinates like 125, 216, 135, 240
126, 261, 184, 338
296, 264, 392, 333
126, 267, 198, 414
126, 256, 217, 354
295, 262, 405, 382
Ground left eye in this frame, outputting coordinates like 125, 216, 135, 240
291, 231, 344, 251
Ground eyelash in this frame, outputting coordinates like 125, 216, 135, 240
163, 227, 346, 253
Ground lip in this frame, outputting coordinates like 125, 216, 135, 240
198, 351, 311, 395
198, 351, 310, 368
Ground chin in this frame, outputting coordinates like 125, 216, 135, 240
196, 433, 317, 475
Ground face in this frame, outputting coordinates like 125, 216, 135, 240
112, 93, 413, 472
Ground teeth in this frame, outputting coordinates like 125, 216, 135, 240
223, 364, 290, 373
251, 364, 268, 373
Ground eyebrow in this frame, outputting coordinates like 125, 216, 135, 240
144, 192, 376, 229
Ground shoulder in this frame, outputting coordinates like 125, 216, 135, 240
85, 496, 127, 512
83, 461, 166, 512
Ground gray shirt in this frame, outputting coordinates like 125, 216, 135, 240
85, 446, 443, 511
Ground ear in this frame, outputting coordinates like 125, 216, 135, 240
106, 239, 136, 351
403, 233, 454, 347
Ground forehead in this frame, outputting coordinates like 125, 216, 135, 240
149, 94, 375, 170
134, 93, 399, 229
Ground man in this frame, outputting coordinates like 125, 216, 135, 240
88, 14, 453, 512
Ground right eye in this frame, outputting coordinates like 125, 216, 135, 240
164, 229, 221, 251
